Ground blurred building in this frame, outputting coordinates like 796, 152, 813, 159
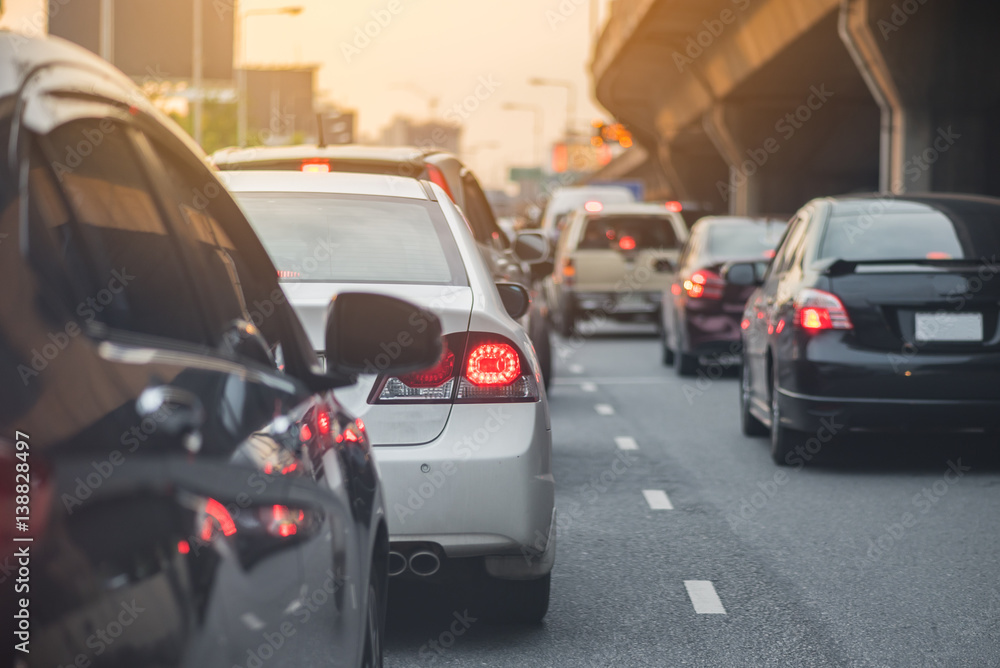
243, 66, 317, 145
381, 117, 461, 153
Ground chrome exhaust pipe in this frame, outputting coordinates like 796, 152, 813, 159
408, 550, 441, 577
388, 551, 407, 577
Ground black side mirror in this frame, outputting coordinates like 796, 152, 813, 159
325, 293, 443, 377
654, 259, 674, 273
496, 283, 531, 320
724, 262, 764, 287
530, 259, 555, 283
513, 231, 551, 264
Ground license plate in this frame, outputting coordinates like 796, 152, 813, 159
915, 312, 983, 342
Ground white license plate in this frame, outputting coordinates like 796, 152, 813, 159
915, 312, 983, 342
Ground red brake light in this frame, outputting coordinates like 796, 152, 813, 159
665, 200, 683, 213
683, 270, 724, 299
584, 200, 604, 213
299, 424, 313, 441
301, 159, 331, 173
426, 164, 455, 201
794, 289, 853, 331
316, 410, 331, 435
201, 498, 237, 541
466, 342, 520, 386
177, 540, 191, 554
268, 505, 303, 538
398, 346, 455, 388
277, 270, 301, 279
618, 236, 637, 251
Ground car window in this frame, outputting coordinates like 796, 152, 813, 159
819, 210, 970, 261
772, 214, 809, 275
235, 192, 467, 286
578, 215, 680, 251
38, 120, 208, 346
706, 222, 787, 260
461, 173, 508, 250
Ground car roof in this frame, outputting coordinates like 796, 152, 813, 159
823, 192, 1000, 216
0, 31, 137, 97
219, 170, 431, 200
585, 203, 683, 216
211, 144, 451, 167
694, 215, 787, 228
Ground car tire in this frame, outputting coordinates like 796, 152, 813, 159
676, 352, 698, 377
740, 360, 768, 437
660, 327, 675, 366
558, 305, 576, 338
769, 381, 803, 466
361, 573, 384, 668
477, 573, 551, 624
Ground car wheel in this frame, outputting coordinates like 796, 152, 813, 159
740, 360, 768, 436
769, 381, 803, 466
558, 305, 576, 338
676, 352, 698, 377
360, 574, 383, 668
660, 328, 675, 366
477, 573, 551, 624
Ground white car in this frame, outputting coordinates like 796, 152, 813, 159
221, 171, 556, 622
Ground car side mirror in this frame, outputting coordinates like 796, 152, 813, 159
724, 262, 764, 287
513, 231, 551, 264
496, 283, 531, 320
654, 259, 674, 273
325, 293, 443, 377
530, 259, 555, 283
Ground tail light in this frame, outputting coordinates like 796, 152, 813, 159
426, 164, 455, 201
794, 289, 853, 331
683, 270, 724, 299
372, 332, 539, 404
618, 236, 637, 251
301, 158, 331, 173
561, 258, 575, 285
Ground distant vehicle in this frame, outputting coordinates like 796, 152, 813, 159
0, 33, 443, 668
737, 194, 1000, 464
222, 171, 556, 623
211, 144, 555, 390
538, 185, 637, 243
545, 203, 688, 336
662, 216, 786, 375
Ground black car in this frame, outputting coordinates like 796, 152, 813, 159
210, 145, 556, 389
735, 194, 1000, 464
661, 216, 785, 375
0, 34, 442, 667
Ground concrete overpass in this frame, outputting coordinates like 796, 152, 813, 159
591, 0, 1000, 216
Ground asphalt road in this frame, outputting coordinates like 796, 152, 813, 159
384, 323, 1000, 668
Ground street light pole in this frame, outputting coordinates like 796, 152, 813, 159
192, 0, 204, 146
502, 103, 544, 167
529, 77, 577, 141
237, 5, 303, 147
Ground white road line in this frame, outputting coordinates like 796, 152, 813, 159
615, 436, 639, 451
581, 382, 598, 392
684, 581, 727, 615
569, 364, 584, 374
642, 489, 673, 510
595, 404, 615, 415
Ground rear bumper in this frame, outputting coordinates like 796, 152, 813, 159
372, 402, 554, 563
570, 290, 662, 315
777, 386, 1000, 434
680, 308, 744, 356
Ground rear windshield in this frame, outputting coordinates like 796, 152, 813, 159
706, 222, 786, 259
820, 211, 975, 262
234, 193, 466, 285
579, 215, 679, 251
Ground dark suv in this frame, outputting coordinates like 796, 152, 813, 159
0, 34, 442, 667
211, 144, 555, 388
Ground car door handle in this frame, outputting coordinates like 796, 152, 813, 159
137, 385, 206, 452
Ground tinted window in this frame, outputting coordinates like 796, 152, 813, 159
706, 222, 786, 260
41, 121, 207, 345
820, 210, 971, 261
579, 215, 679, 250
235, 193, 466, 285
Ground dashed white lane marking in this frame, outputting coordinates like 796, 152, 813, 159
684, 581, 727, 615
642, 489, 673, 510
569, 364, 584, 374
595, 404, 615, 415
615, 436, 639, 451
581, 382, 598, 392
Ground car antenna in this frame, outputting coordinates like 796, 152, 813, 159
316, 113, 327, 149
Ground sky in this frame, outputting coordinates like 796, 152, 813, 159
0, 0, 611, 188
